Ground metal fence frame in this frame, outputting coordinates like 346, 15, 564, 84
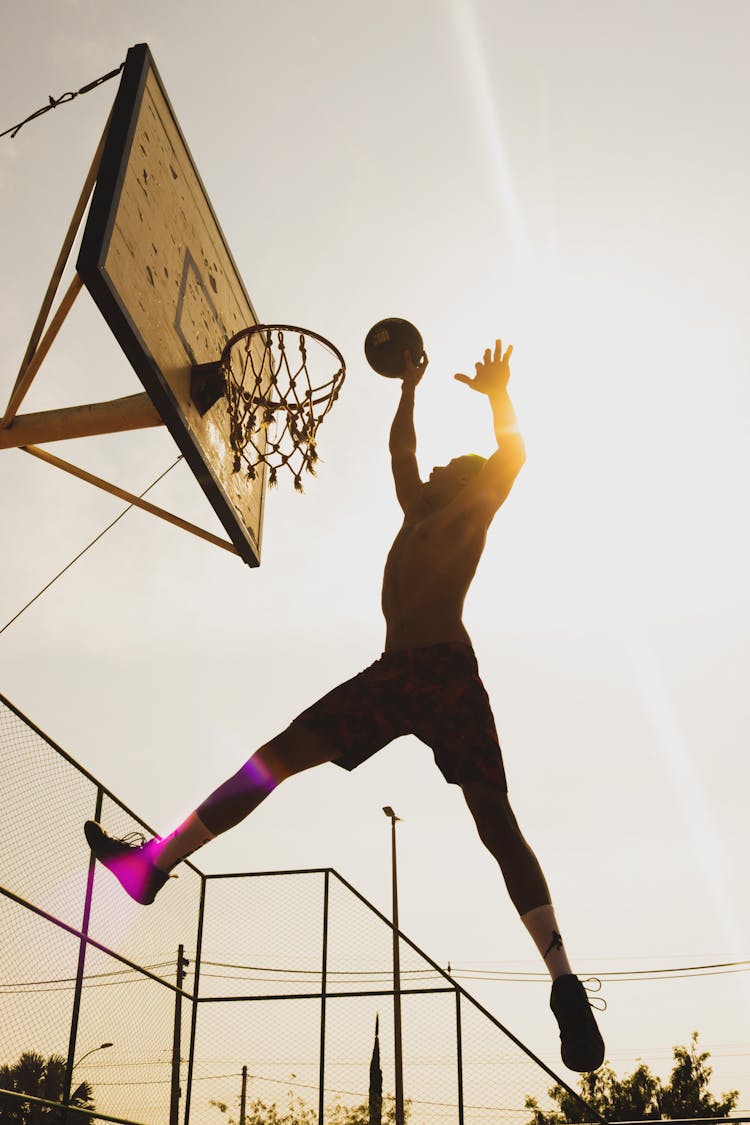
0, 1086, 146, 1123
1, 692, 600, 1125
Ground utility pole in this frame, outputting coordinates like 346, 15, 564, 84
239, 1066, 248, 1125
383, 807, 405, 1125
170, 944, 189, 1125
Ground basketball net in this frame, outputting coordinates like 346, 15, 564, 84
222, 325, 345, 490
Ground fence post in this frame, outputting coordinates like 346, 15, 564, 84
318, 870, 330, 1125
455, 988, 464, 1125
61, 786, 104, 1123
385, 812, 405, 1125
183, 875, 206, 1124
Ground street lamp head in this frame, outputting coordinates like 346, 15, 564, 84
382, 806, 400, 821
72, 1042, 115, 1073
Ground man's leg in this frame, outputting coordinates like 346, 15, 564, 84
156, 724, 335, 868
460, 784, 567, 963
460, 782, 604, 1072
84, 722, 336, 904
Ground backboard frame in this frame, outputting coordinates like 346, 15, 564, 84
77, 42, 265, 566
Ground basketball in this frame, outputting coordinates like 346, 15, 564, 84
364, 318, 424, 378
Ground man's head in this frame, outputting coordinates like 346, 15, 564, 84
423, 453, 486, 507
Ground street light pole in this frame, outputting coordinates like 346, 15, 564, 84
69, 1043, 114, 1108
383, 806, 405, 1125
71, 1043, 113, 1073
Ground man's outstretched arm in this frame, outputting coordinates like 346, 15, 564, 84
455, 340, 526, 509
389, 352, 427, 514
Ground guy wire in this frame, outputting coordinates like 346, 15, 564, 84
0, 454, 184, 637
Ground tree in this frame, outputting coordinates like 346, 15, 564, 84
210, 1093, 317, 1125
325, 1094, 409, 1124
658, 1035, 738, 1120
525, 1033, 739, 1124
0, 1051, 95, 1123
210, 1091, 410, 1124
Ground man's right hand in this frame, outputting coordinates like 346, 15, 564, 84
401, 349, 428, 389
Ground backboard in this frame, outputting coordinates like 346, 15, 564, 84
78, 43, 267, 566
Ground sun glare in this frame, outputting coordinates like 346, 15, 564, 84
450, 0, 530, 264
623, 622, 747, 966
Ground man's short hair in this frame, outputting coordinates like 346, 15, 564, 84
460, 454, 487, 475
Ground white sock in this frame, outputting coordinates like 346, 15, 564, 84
521, 904, 574, 980
151, 811, 216, 873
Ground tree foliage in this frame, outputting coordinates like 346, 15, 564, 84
210, 1091, 409, 1124
525, 1033, 739, 1124
325, 1095, 407, 1124
210, 1093, 317, 1125
0, 1051, 95, 1123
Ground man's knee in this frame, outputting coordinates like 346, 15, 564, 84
261, 722, 338, 781
462, 779, 512, 816
462, 784, 521, 844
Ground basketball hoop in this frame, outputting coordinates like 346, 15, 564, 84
196, 324, 346, 491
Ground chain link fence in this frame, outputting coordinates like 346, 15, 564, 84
0, 693, 597, 1125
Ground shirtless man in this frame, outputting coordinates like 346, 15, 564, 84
85, 340, 605, 1072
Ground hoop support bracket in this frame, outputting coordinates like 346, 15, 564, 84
190, 361, 225, 417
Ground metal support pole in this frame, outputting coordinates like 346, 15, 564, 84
239, 1066, 248, 1125
2, 113, 110, 427
182, 875, 206, 1125
62, 785, 104, 1123
21, 444, 239, 555
0, 391, 162, 448
1, 274, 84, 427
318, 870, 330, 1125
383, 808, 404, 1125
170, 944, 188, 1125
455, 989, 465, 1125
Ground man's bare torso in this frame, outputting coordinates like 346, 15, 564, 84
381, 500, 491, 651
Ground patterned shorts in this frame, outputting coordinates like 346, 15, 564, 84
292, 643, 507, 790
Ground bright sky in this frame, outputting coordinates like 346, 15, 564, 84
2, 0, 749, 1116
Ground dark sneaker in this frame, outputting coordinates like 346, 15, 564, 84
550, 974, 605, 1072
84, 821, 171, 905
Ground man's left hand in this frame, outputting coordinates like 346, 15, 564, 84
454, 339, 512, 395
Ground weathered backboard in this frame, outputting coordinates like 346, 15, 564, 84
78, 42, 266, 566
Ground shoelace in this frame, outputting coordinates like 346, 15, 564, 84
113, 830, 179, 882
582, 976, 607, 1012
543, 934, 607, 1012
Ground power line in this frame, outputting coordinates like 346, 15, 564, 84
0, 961, 176, 987
178, 954, 750, 984
92, 1067, 529, 1113
3, 952, 750, 995
449, 959, 750, 983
